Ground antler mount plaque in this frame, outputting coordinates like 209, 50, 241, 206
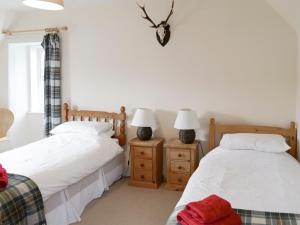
137, 0, 175, 47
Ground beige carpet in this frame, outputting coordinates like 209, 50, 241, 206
74, 178, 182, 225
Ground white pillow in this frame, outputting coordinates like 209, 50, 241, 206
220, 133, 291, 153
100, 130, 115, 138
50, 121, 113, 136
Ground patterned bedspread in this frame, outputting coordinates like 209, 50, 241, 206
166, 205, 300, 225
0, 174, 46, 225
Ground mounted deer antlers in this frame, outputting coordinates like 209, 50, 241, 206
137, 0, 175, 47
165, 0, 174, 23
138, 4, 158, 28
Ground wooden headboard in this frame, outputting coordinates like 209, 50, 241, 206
208, 118, 297, 159
63, 103, 126, 146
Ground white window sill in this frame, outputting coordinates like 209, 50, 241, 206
0, 137, 8, 142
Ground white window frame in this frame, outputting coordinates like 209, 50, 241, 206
8, 41, 45, 114
28, 43, 45, 114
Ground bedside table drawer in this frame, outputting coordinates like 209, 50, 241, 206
169, 173, 190, 185
134, 170, 153, 182
171, 161, 191, 173
166, 139, 199, 191
133, 147, 153, 159
134, 159, 152, 170
170, 150, 190, 161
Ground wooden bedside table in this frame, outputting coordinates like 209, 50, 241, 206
128, 138, 164, 189
165, 139, 199, 191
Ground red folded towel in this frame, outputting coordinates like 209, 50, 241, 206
0, 164, 8, 188
177, 210, 241, 225
177, 210, 198, 225
186, 195, 233, 223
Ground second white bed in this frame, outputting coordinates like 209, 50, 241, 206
176, 147, 300, 214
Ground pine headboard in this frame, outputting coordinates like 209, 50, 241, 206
208, 118, 297, 159
63, 103, 126, 146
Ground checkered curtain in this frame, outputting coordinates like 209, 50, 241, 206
42, 33, 61, 136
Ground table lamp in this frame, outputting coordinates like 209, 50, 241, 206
131, 108, 157, 141
174, 109, 199, 144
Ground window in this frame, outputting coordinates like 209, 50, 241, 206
8, 42, 45, 114
8, 42, 45, 147
29, 44, 45, 113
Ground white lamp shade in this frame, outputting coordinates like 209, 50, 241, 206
174, 109, 199, 130
131, 108, 157, 128
23, 0, 64, 10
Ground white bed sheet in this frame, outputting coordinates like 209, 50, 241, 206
45, 152, 124, 225
176, 147, 300, 214
0, 133, 123, 201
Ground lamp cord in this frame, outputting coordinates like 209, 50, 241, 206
199, 141, 205, 157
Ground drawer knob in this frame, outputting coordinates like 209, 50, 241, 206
140, 163, 144, 168
140, 152, 145, 155
178, 178, 182, 183
178, 154, 182, 157
178, 166, 182, 170
140, 175, 145, 179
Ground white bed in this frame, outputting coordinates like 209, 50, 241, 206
0, 104, 128, 225
45, 149, 124, 225
167, 118, 300, 225
0, 133, 125, 225
176, 147, 300, 214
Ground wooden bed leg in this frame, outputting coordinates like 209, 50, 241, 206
118, 106, 126, 146
289, 121, 297, 159
63, 103, 69, 122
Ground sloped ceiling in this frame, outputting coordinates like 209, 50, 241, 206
265, 0, 300, 34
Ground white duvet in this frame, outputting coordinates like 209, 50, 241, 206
177, 147, 300, 214
0, 133, 123, 201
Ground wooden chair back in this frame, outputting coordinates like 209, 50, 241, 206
0, 108, 14, 139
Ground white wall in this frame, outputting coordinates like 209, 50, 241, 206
266, 0, 300, 159
0, 0, 297, 154
297, 37, 300, 159
0, 10, 15, 106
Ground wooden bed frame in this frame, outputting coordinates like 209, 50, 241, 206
63, 103, 126, 146
208, 118, 297, 159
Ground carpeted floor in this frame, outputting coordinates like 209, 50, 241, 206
74, 178, 182, 225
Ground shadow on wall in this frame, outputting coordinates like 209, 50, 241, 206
197, 112, 254, 154
297, 139, 300, 161
154, 110, 177, 139
125, 108, 177, 140
174, 0, 203, 28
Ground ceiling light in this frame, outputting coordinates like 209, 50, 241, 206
22, 0, 64, 11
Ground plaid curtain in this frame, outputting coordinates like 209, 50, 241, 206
42, 33, 61, 136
